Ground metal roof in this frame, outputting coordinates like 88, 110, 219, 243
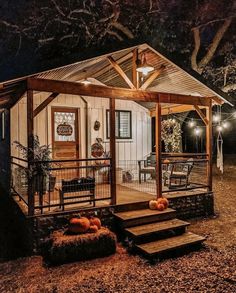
0, 43, 232, 110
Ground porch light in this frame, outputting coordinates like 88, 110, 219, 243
81, 78, 91, 85
136, 53, 154, 75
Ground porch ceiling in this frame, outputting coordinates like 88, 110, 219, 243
0, 43, 232, 110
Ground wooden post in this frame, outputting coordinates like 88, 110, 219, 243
155, 102, 162, 198
206, 100, 213, 191
109, 98, 116, 205
27, 89, 34, 216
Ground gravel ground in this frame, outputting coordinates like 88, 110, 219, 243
0, 168, 235, 293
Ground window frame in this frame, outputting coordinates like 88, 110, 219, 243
106, 110, 132, 139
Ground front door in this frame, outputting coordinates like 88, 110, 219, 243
52, 107, 79, 161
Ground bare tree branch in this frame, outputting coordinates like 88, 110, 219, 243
191, 27, 201, 73
198, 18, 232, 71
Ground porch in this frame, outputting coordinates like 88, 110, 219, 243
11, 153, 209, 216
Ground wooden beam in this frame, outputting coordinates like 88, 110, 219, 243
140, 65, 165, 90
206, 101, 213, 191
109, 98, 116, 205
150, 105, 206, 116
155, 103, 162, 198
33, 92, 59, 117
107, 56, 135, 89
27, 90, 34, 216
211, 95, 224, 105
132, 48, 138, 88
194, 105, 209, 125
28, 78, 211, 106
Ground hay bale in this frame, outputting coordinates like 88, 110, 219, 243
43, 227, 116, 265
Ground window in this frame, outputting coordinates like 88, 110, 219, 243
106, 110, 132, 139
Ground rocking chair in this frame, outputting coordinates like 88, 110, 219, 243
163, 158, 194, 189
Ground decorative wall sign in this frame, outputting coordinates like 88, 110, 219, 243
57, 122, 73, 136
94, 120, 101, 131
91, 142, 104, 157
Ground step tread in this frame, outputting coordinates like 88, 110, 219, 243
136, 232, 205, 255
125, 219, 190, 237
114, 208, 175, 221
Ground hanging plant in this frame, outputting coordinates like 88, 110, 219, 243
161, 119, 182, 152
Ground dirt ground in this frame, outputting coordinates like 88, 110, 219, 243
0, 167, 235, 293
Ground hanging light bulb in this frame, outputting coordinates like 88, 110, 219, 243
188, 118, 195, 128
213, 114, 221, 123
136, 53, 154, 75
222, 121, 229, 129
194, 126, 201, 136
217, 124, 223, 132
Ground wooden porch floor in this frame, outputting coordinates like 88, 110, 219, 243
14, 183, 208, 215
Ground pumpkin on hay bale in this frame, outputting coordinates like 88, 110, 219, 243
43, 227, 116, 265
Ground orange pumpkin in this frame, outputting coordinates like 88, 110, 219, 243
89, 217, 101, 229
157, 197, 169, 209
149, 200, 157, 210
88, 225, 99, 233
68, 217, 90, 234
156, 203, 165, 211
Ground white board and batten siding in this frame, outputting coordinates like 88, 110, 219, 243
10, 92, 152, 163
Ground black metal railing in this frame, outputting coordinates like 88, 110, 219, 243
117, 153, 209, 196
11, 157, 112, 215
11, 156, 29, 213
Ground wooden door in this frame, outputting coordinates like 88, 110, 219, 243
52, 107, 79, 162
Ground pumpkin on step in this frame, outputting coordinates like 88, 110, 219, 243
88, 225, 99, 233
157, 197, 169, 209
68, 217, 90, 234
149, 200, 158, 210
89, 216, 101, 229
156, 203, 165, 211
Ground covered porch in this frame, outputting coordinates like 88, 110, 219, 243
6, 43, 228, 216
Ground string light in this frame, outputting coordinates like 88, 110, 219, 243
194, 127, 202, 136
188, 118, 195, 128
213, 114, 221, 123
222, 121, 229, 129
217, 125, 223, 132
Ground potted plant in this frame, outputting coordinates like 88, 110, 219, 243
14, 135, 56, 195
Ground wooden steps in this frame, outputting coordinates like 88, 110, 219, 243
114, 207, 205, 260
136, 232, 205, 258
115, 208, 176, 228
125, 219, 190, 243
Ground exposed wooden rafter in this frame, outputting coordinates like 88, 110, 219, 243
33, 92, 59, 117
27, 78, 211, 107
194, 105, 209, 125
140, 65, 165, 90
107, 56, 135, 89
132, 48, 138, 88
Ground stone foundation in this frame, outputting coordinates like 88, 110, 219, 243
167, 191, 214, 219
32, 191, 214, 252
